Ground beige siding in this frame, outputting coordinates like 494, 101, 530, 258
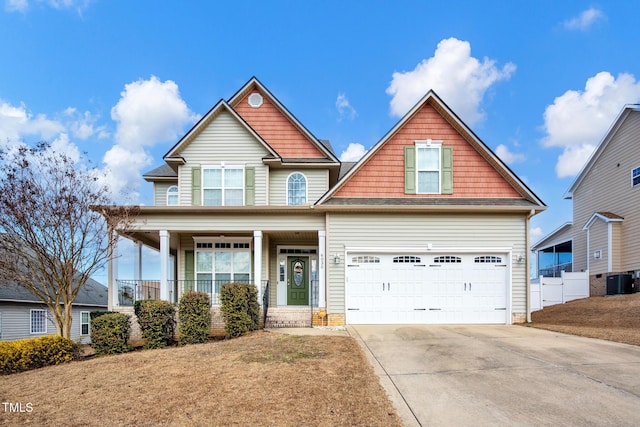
177, 110, 270, 206
588, 219, 608, 275
269, 169, 329, 205
327, 213, 528, 315
612, 222, 622, 272
573, 111, 640, 273
153, 182, 177, 206
132, 212, 325, 232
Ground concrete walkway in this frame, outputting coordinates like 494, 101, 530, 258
349, 325, 640, 427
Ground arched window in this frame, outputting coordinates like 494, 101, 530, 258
167, 185, 178, 206
287, 173, 307, 206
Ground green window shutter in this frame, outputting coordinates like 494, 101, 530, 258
191, 167, 201, 206
245, 166, 255, 206
441, 146, 453, 194
184, 250, 194, 291
404, 146, 416, 194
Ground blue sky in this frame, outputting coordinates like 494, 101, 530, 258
2, 1, 640, 283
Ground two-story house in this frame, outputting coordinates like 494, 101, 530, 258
105, 77, 546, 330
534, 106, 640, 295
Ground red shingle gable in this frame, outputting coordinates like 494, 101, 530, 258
233, 89, 326, 159
333, 103, 521, 198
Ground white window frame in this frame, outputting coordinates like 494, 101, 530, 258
202, 164, 245, 206
81, 311, 90, 336
632, 166, 640, 187
193, 237, 252, 296
286, 172, 308, 206
166, 185, 179, 206
30, 309, 47, 334
415, 140, 442, 194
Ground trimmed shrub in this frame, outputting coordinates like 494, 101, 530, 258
0, 335, 78, 375
91, 312, 131, 356
178, 291, 211, 345
90, 310, 117, 320
134, 300, 175, 349
220, 282, 260, 339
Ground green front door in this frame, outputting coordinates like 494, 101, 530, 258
287, 256, 309, 305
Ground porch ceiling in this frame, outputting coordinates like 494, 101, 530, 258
264, 230, 318, 241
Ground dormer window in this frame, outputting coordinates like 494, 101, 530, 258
287, 172, 307, 206
167, 185, 178, 206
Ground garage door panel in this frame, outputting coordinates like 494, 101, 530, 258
346, 253, 508, 325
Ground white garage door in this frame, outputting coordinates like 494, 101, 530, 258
346, 253, 508, 324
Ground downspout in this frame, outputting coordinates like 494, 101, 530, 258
526, 209, 535, 323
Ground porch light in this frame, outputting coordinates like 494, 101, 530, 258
516, 254, 526, 263
333, 253, 341, 264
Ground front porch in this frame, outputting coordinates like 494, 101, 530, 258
109, 228, 329, 328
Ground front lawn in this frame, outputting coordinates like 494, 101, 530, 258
0, 332, 400, 426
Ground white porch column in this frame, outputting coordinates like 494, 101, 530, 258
254, 230, 263, 303
134, 241, 143, 282
318, 230, 326, 308
159, 230, 170, 302
108, 234, 119, 309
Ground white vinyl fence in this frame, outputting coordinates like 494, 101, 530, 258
530, 271, 589, 312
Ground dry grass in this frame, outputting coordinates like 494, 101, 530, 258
530, 293, 640, 346
0, 331, 401, 427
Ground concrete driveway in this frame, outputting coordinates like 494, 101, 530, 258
349, 325, 640, 426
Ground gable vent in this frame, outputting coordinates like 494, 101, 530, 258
248, 93, 263, 108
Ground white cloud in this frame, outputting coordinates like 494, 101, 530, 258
530, 227, 543, 241
104, 76, 198, 198
4, 0, 91, 13
339, 143, 366, 162
0, 100, 65, 144
542, 71, 640, 178
495, 144, 525, 165
62, 107, 107, 140
336, 93, 357, 121
50, 132, 80, 163
386, 37, 515, 125
563, 8, 605, 31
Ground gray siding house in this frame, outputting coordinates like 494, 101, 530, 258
0, 279, 108, 343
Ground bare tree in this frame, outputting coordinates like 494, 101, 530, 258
0, 143, 136, 339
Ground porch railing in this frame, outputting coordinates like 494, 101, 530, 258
116, 279, 269, 307
117, 280, 162, 306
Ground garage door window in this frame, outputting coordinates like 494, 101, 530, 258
433, 256, 461, 263
474, 256, 502, 263
351, 256, 380, 264
393, 256, 421, 263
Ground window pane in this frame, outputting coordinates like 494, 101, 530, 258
288, 173, 307, 205
417, 147, 439, 170
196, 273, 212, 294
203, 189, 222, 206
234, 252, 251, 272
203, 169, 221, 187
225, 189, 244, 206
418, 171, 439, 193
197, 251, 212, 272
234, 273, 250, 283
225, 169, 243, 188
215, 252, 232, 272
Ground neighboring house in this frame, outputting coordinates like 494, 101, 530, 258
104, 77, 546, 328
533, 105, 640, 295
0, 279, 108, 343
